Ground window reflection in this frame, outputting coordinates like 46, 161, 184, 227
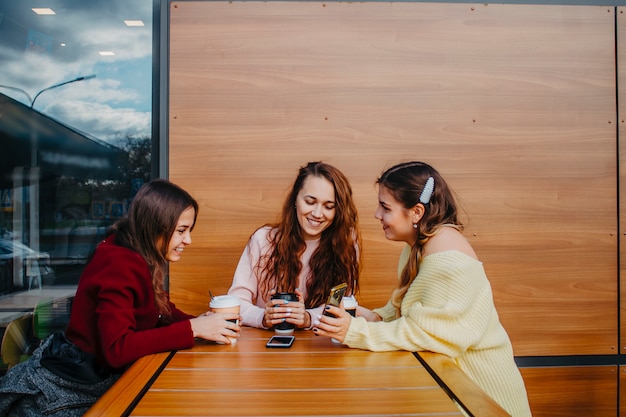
0, 1, 153, 295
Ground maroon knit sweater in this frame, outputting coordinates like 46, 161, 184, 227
65, 235, 195, 373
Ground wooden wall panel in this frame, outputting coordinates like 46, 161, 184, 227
618, 6, 626, 356
521, 366, 617, 417
168, 2, 617, 356
617, 365, 626, 416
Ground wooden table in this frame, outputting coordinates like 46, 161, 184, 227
86, 327, 510, 417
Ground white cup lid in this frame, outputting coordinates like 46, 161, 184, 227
343, 295, 358, 308
209, 295, 241, 308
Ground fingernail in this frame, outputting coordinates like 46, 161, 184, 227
286, 308, 292, 313
325, 306, 330, 310
313, 320, 320, 326
283, 300, 289, 304
316, 315, 322, 320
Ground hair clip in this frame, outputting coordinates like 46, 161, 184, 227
419, 177, 434, 204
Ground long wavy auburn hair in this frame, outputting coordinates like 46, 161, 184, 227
376, 161, 462, 311
256, 162, 361, 308
108, 179, 198, 322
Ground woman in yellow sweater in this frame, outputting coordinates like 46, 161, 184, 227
314, 161, 532, 417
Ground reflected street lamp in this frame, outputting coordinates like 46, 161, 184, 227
0, 85, 32, 104
0, 74, 98, 289
0, 74, 96, 109
30, 74, 96, 108
3, 74, 97, 286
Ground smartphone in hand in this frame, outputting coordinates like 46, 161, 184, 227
322, 283, 347, 317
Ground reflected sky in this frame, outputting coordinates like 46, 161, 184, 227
0, 0, 152, 144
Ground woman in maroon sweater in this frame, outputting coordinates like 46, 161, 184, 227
0, 179, 240, 416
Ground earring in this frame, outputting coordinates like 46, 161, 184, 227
413, 223, 418, 229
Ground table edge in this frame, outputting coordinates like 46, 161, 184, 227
84, 350, 175, 417
413, 351, 512, 417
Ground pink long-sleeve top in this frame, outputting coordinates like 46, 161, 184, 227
228, 226, 324, 328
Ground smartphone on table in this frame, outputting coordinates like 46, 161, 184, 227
322, 283, 347, 317
266, 335, 295, 348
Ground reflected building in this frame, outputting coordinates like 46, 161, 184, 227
0, 1, 154, 295
0, 93, 127, 292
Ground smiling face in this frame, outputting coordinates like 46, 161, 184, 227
295, 175, 336, 240
165, 206, 195, 262
374, 185, 418, 246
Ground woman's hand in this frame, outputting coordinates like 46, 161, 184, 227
190, 311, 241, 344
355, 306, 382, 322
312, 305, 352, 343
263, 289, 310, 329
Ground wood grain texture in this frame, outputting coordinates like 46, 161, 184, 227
84, 352, 172, 417
617, 6, 626, 355
521, 366, 617, 417
618, 365, 626, 416
127, 327, 470, 416
169, 1, 617, 357
417, 351, 511, 417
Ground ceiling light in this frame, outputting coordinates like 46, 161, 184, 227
124, 20, 145, 27
32, 8, 56, 15
99, 51, 115, 56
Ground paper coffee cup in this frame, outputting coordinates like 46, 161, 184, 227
209, 295, 241, 344
343, 296, 358, 317
271, 292, 298, 334
331, 296, 358, 344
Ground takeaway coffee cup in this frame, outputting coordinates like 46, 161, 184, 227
343, 295, 358, 317
209, 295, 241, 344
271, 292, 298, 334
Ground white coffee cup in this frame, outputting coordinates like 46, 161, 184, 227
343, 295, 358, 317
209, 295, 241, 345
331, 296, 358, 344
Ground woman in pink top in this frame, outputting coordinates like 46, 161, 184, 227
228, 162, 361, 330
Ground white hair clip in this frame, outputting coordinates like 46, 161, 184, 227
419, 177, 434, 204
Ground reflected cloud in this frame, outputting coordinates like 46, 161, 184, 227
0, 0, 153, 141
48, 99, 151, 143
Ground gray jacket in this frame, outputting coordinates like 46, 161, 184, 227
0, 334, 119, 416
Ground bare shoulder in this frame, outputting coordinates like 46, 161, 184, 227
423, 226, 478, 260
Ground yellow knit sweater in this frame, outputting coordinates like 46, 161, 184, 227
344, 247, 532, 417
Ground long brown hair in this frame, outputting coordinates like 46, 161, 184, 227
109, 179, 198, 321
377, 162, 462, 309
256, 162, 361, 308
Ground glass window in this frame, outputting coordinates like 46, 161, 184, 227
0, 1, 153, 294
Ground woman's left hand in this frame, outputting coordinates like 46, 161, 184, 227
312, 305, 352, 343
264, 288, 310, 329
287, 288, 310, 329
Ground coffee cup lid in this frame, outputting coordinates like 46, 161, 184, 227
272, 292, 298, 300
209, 295, 241, 308
343, 295, 358, 308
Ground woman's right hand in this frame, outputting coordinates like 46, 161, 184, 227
190, 311, 241, 344
262, 289, 307, 329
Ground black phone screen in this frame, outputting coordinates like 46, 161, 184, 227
266, 335, 295, 348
